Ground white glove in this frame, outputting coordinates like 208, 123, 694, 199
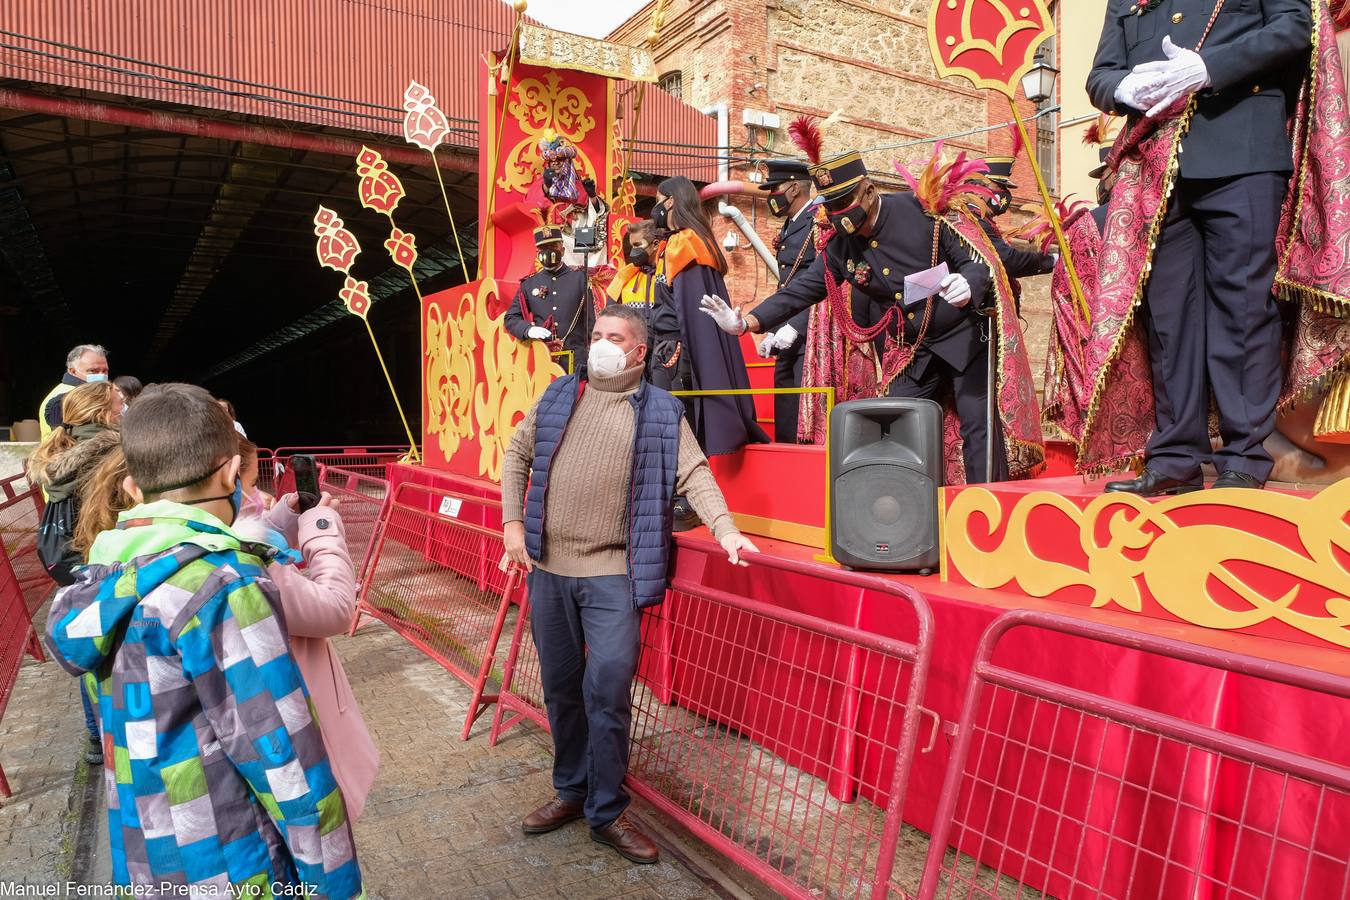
1113, 70, 1164, 112
526, 326, 551, 341
756, 333, 780, 359
1134, 37, 1211, 118
699, 293, 747, 335
939, 273, 972, 308
773, 323, 799, 350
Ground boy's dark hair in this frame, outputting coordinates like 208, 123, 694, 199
122, 383, 237, 495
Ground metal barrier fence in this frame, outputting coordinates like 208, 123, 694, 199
490, 550, 934, 899
271, 445, 414, 485
918, 610, 1350, 900
0, 472, 48, 797
0, 472, 50, 617
355, 481, 521, 741
317, 465, 390, 585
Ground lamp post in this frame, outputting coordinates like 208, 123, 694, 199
1007, 50, 1090, 324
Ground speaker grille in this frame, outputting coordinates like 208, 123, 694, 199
834, 464, 933, 564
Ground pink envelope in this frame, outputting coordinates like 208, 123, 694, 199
903, 262, 949, 307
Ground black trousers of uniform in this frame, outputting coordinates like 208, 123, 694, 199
1141, 173, 1286, 482
772, 341, 805, 443
886, 333, 1009, 484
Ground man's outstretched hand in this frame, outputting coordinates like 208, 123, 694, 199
504, 520, 533, 572
719, 531, 759, 567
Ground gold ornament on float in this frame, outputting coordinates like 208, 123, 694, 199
944, 480, 1350, 647
497, 72, 598, 195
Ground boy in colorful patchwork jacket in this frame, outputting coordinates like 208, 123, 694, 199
45, 383, 364, 898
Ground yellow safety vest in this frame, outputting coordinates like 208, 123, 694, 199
38, 381, 77, 442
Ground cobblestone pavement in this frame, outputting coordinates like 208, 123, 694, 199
0, 631, 88, 885
1, 608, 752, 898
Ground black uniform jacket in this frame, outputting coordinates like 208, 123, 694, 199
774, 204, 820, 335
752, 192, 992, 378
504, 265, 593, 369
1087, 0, 1311, 180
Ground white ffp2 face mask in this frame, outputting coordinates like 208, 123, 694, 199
588, 339, 637, 378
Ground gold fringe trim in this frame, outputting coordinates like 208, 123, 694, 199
1314, 370, 1350, 442
1276, 277, 1350, 316
1279, 350, 1350, 414
1275, 0, 1323, 281
1076, 108, 1193, 471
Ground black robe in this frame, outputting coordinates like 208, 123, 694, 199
669, 261, 769, 456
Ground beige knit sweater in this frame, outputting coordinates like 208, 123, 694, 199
501, 364, 737, 577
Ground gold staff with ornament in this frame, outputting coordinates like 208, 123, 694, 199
312, 205, 421, 461
479, 0, 529, 279
355, 145, 435, 453
401, 80, 469, 278
927, 0, 1090, 324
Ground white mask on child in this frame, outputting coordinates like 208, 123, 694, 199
588, 339, 637, 378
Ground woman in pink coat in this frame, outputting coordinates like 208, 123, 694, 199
237, 447, 380, 820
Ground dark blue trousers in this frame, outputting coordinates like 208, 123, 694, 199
526, 570, 641, 829
1142, 173, 1287, 482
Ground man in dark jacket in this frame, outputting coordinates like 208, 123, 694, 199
701, 151, 1003, 482
978, 157, 1056, 308
1087, 0, 1311, 495
501, 304, 757, 865
756, 159, 821, 443
504, 225, 594, 375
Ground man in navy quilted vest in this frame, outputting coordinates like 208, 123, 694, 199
501, 303, 758, 864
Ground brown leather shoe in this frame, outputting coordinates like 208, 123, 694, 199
591, 813, 659, 864
521, 796, 584, 834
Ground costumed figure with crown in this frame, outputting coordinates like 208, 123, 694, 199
1052, 0, 1350, 493
700, 124, 1045, 484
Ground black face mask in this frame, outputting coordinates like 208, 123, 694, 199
828, 201, 868, 236
767, 191, 791, 217
650, 203, 670, 231
988, 188, 1012, 216
538, 249, 562, 269
624, 245, 649, 266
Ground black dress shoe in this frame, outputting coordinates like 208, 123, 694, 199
1212, 470, 1264, 490
1103, 468, 1203, 498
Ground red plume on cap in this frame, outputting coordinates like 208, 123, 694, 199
894, 141, 997, 218
788, 115, 824, 165
1012, 195, 1092, 252
1007, 122, 1025, 161
1083, 112, 1118, 147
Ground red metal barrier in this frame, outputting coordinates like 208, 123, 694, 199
918, 610, 1350, 900
317, 465, 390, 585
0, 473, 49, 797
272, 445, 412, 484
356, 481, 520, 741
0, 473, 51, 617
492, 551, 934, 900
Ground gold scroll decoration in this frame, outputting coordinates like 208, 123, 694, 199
497, 72, 598, 195
945, 480, 1350, 647
517, 24, 657, 83
425, 278, 561, 481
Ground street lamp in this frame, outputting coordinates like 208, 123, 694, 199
1021, 51, 1059, 104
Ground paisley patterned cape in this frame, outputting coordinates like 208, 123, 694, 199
1064, 0, 1350, 474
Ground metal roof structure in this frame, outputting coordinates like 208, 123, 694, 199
0, 1, 715, 433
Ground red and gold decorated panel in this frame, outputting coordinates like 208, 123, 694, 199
928, 0, 1055, 97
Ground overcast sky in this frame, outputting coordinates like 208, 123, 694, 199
517, 0, 648, 38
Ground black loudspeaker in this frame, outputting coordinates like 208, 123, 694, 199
829, 398, 943, 572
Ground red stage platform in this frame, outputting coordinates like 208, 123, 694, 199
383, 458, 1350, 895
